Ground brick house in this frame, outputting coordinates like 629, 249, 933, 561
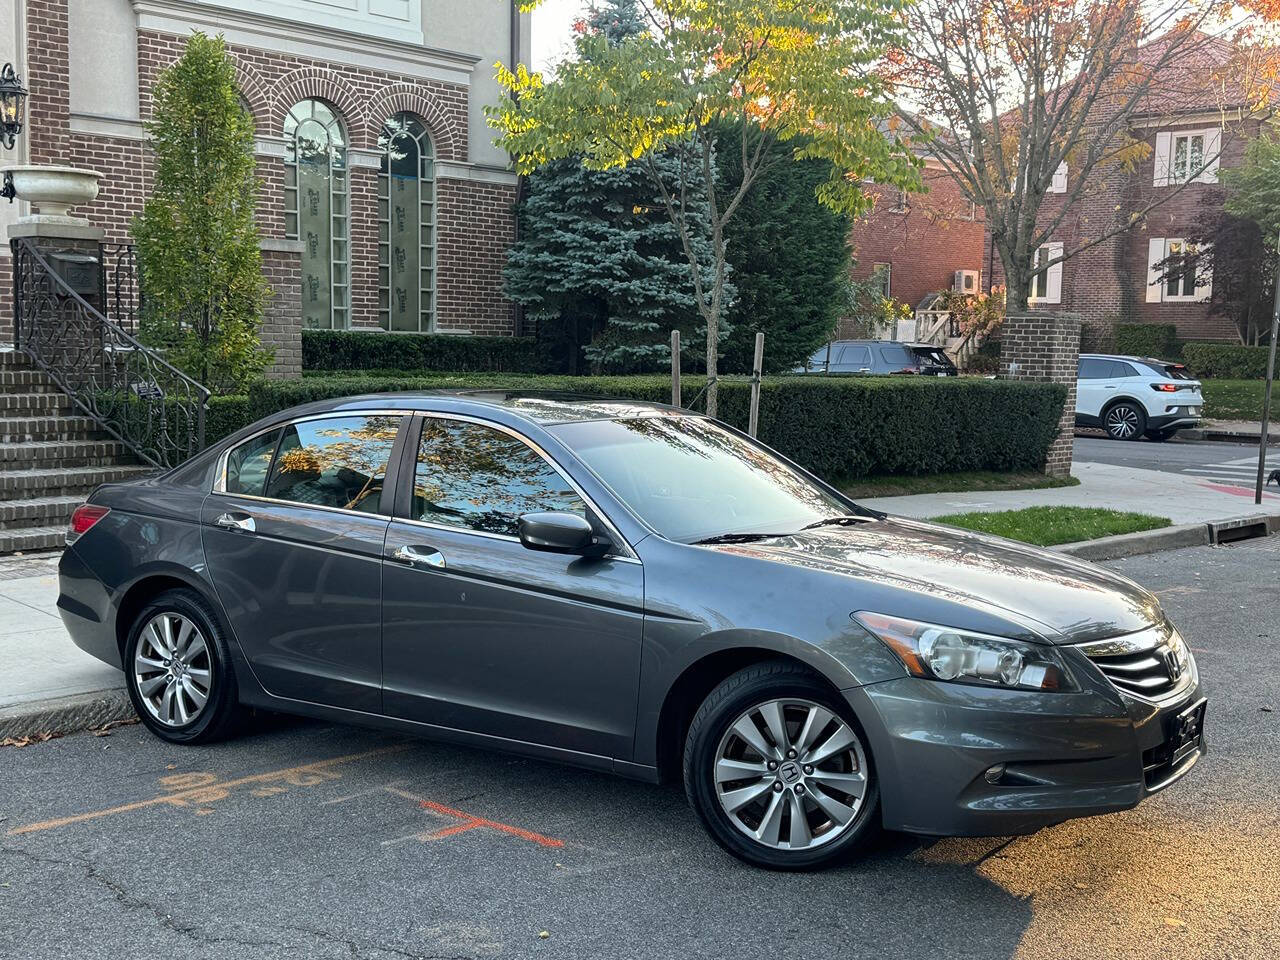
846, 159, 986, 323
985, 32, 1265, 349
0, 0, 530, 375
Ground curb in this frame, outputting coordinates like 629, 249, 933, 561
0, 687, 132, 741
1054, 512, 1280, 561
1179, 427, 1280, 445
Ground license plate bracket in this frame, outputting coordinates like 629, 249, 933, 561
1167, 698, 1207, 765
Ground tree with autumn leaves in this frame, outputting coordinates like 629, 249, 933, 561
489, 0, 918, 416
890, 0, 1273, 311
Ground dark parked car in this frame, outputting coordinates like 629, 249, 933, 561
60, 392, 1205, 869
799, 340, 958, 376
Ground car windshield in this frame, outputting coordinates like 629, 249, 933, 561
550, 416, 852, 543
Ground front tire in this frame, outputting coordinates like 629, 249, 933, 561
683, 660, 879, 870
124, 588, 242, 744
1104, 401, 1146, 441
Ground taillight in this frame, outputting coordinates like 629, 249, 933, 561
1151, 383, 1178, 392
67, 504, 110, 544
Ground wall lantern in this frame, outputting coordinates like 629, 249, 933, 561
0, 62, 28, 150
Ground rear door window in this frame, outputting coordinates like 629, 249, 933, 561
876, 344, 914, 368
264, 415, 403, 513
224, 428, 281, 497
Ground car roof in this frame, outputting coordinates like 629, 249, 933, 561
286, 389, 689, 427
1080, 354, 1183, 367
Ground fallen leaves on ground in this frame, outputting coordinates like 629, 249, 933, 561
0, 732, 62, 748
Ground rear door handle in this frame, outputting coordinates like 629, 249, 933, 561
392, 544, 446, 569
215, 512, 255, 534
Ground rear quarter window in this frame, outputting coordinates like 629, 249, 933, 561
876, 344, 914, 367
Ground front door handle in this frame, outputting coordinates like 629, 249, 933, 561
215, 512, 255, 534
392, 545, 446, 569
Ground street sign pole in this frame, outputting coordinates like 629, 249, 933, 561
1254, 230, 1280, 504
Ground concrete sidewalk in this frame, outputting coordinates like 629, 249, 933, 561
0, 551, 132, 739
859, 459, 1280, 523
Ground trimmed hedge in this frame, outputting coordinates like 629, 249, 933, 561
238, 373, 1066, 482
1182, 343, 1273, 380
302, 330, 540, 374
206, 394, 253, 444
1114, 323, 1178, 359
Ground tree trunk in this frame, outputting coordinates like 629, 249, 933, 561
705, 307, 719, 418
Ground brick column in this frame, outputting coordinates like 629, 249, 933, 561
260, 241, 304, 379
1001, 311, 1081, 477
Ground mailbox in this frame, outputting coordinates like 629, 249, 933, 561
49, 250, 101, 297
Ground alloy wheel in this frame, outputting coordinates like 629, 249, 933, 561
713, 698, 869, 851
133, 612, 213, 728
1106, 405, 1140, 439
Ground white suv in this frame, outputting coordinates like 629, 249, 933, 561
1076, 354, 1204, 441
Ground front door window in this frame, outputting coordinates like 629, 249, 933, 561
285, 99, 350, 330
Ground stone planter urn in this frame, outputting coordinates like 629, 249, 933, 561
2, 165, 101, 225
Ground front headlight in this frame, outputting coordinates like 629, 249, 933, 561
854, 612, 1078, 692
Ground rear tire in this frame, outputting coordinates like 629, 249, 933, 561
682, 660, 879, 870
1104, 401, 1146, 441
123, 588, 242, 744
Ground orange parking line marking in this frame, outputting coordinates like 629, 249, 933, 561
8, 743, 412, 836
384, 785, 563, 848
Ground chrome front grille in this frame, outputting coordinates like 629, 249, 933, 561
1076, 625, 1193, 701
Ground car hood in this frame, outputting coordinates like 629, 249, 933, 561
714, 516, 1162, 645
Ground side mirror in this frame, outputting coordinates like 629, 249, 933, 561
518, 512, 611, 557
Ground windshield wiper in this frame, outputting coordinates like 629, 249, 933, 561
800, 515, 871, 531
691, 531, 794, 545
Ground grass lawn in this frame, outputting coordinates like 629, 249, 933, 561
842, 471, 1079, 499
1200, 379, 1268, 421
933, 506, 1171, 547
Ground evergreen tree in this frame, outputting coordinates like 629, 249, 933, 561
133, 32, 271, 393
718, 122, 852, 373
503, 0, 721, 374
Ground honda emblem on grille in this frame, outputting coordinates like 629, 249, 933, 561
1158, 645, 1182, 681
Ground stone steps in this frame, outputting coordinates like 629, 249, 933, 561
0, 349, 150, 553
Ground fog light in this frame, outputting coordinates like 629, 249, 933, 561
984, 764, 1006, 785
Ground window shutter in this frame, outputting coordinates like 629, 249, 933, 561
1194, 243, 1213, 301
1051, 162, 1067, 194
1200, 128, 1222, 184
1046, 242, 1064, 303
1153, 132, 1172, 187
1146, 238, 1165, 302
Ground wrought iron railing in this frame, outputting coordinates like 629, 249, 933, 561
102, 242, 141, 334
12, 237, 208, 468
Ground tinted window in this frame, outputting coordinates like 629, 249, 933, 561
1113, 362, 1139, 377
876, 344, 914, 367
264, 415, 402, 512
839, 346, 871, 367
1078, 358, 1111, 379
225, 428, 280, 497
412, 419, 586, 537
551, 416, 849, 543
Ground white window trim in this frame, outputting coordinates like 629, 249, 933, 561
1146, 237, 1211, 303
1029, 242, 1063, 305
1048, 161, 1067, 194
1153, 128, 1221, 187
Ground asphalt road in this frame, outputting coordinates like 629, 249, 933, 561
1076, 435, 1280, 490
3, 540, 1279, 960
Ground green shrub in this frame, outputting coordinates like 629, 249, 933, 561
1114, 323, 1178, 359
1182, 343, 1273, 379
244, 374, 1066, 481
205, 394, 253, 444
303, 331, 540, 373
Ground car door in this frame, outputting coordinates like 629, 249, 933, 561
201, 412, 407, 713
829, 344, 871, 374
381, 413, 645, 760
1076, 358, 1114, 418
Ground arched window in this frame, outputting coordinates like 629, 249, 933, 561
378, 112, 436, 332
284, 99, 349, 330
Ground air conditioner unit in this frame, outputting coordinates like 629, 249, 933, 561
953, 269, 980, 294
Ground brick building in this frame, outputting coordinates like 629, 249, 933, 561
986, 33, 1264, 349
0, 0, 530, 374
847, 160, 986, 317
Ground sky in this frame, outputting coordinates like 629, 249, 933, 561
531, 0, 591, 72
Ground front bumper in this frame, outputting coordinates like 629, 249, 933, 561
845, 674, 1206, 837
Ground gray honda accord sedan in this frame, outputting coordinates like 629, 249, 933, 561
57, 391, 1206, 869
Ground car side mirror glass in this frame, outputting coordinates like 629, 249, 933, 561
518, 512, 610, 557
